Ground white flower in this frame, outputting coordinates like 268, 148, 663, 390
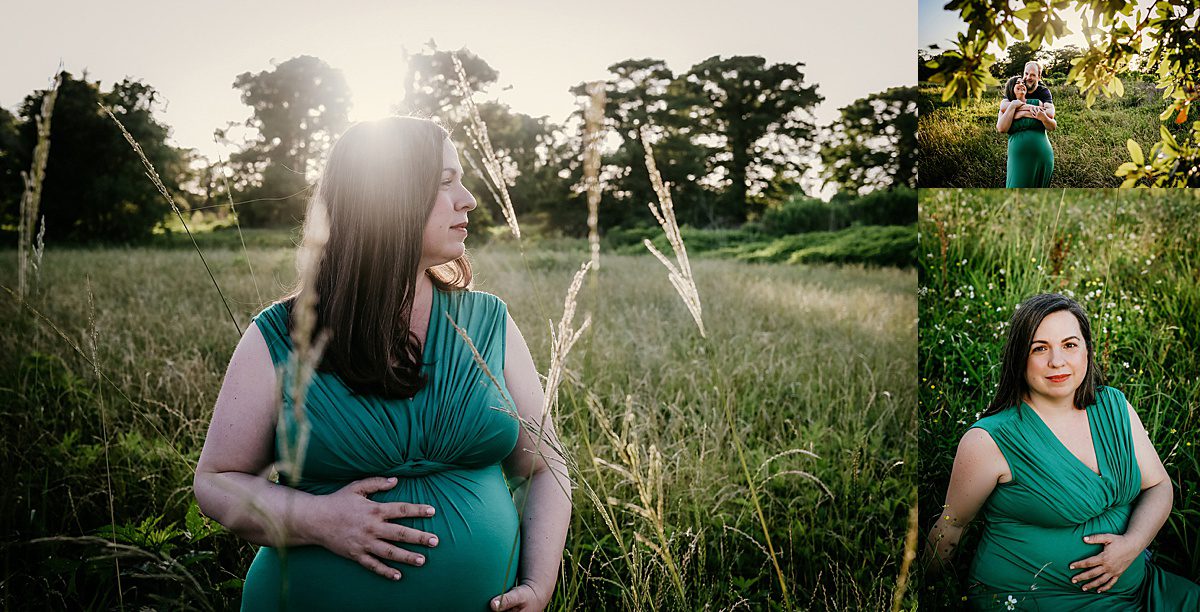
1006, 595, 1018, 610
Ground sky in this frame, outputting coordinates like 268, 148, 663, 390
4, 1, 914, 157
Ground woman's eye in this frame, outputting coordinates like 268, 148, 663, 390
1065, 342, 1078, 349
1031, 346, 1045, 353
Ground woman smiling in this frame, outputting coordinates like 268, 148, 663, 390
925, 293, 1200, 609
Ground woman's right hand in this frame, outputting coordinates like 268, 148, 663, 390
304, 476, 440, 580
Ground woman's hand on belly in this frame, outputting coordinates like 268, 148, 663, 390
491, 577, 551, 611
1069, 533, 1143, 593
305, 476, 441, 580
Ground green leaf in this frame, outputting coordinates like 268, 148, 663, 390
1112, 77, 1124, 97
1126, 140, 1144, 166
1116, 161, 1139, 175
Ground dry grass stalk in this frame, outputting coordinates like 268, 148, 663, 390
214, 141, 262, 305
582, 81, 607, 270
85, 274, 123, 608
638, 126, 706, 338
543, 261, 593, 420
890, 500, 920, 612
590, 395, 687, 603
101, 105, 242, 336
276, 197, 331, 486
451, 51, 521, 240
17, 72, 60, 303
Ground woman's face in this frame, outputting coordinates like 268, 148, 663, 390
1024, 309, 1088, 405
421, 138, 477, 269
1014, 81, 1027, 100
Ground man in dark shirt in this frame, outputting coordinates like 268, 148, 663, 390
1021, 61, 1055, 117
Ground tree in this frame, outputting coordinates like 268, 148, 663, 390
399, 47, 584, 235
926, 0, 1200, 186
569, 58, 716, 230
400, 48, 500, 123
681, 56, 823, 224
990, 41, 1041, 80
0, 106, 23, 232
821, 86, 918, 196
227, 55, 351, 226
0, 72, 187, 243
1043, 45, 1085, 81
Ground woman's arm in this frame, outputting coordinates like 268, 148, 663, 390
1069, 402, 1172, 593
492, 312, 572, 612
925, 428, 1007, 575
996, 99, 1023, 133
194, 321, 439, 580
1031, 105, 1058, 131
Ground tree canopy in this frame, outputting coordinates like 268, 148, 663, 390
820, 86, 917, 195
225, 55, 351, 226
0, 71, 186, 242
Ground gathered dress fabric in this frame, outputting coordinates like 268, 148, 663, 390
240, 286, 522, 611
1004, 98, 1054, 188
966, 386, 1200, 610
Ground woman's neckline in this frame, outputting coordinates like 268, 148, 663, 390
1019, 398, 1105, 478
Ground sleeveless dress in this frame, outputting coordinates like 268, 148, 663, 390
240, 286, 522, 611
1005, 98, 1054, 188
966, 386, 1200, 610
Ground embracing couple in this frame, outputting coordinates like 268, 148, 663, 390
996, 61, 1058, 187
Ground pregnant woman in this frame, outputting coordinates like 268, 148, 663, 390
926, 293, 1200, 609
194, 117, 570, 611
997, 76, 1056, 188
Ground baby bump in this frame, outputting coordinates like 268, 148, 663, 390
242, 465, 521, 611
970, 505, 1145, 600
1007, 129, 1052, 160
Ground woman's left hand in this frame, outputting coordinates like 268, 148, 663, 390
491, 579, 550, 611
1070, 533, 1143, 593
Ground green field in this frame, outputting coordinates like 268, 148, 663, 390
918, 80, 1176, 188
0, 234, 917, 609
918, 189, 1200, 607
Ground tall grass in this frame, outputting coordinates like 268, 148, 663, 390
918, 189, 1200, 608
918, 80, 1179, 187
0, 238, 916, 609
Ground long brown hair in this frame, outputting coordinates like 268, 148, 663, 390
983, 293, 1106, 417
282, 116, 472, 398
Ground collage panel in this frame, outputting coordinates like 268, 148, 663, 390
919, 0, 1200, 188
919, 189, 1200, 609
1, 1, 923, 610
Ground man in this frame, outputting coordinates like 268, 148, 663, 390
1001, 61, 1055, 119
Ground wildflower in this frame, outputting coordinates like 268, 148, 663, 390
1006, 595, 1018, 610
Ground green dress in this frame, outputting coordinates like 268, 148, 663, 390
1005, 98, 1054, 188
240, 286, 522, 611
966, 386, 1200, 610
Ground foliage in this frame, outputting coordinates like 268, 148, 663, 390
681, 56, 823, 224
820, 87, 918, 195
570, 59, 717, 230
607, 223, 916, 268
988, 41, 1041, 81
0, 72, 188, 243
925, 0, 1200, 186
918, 189, 1200, 607
400, 47, 578, 235
223, 56, 351, 226
754, 187, 916, 236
